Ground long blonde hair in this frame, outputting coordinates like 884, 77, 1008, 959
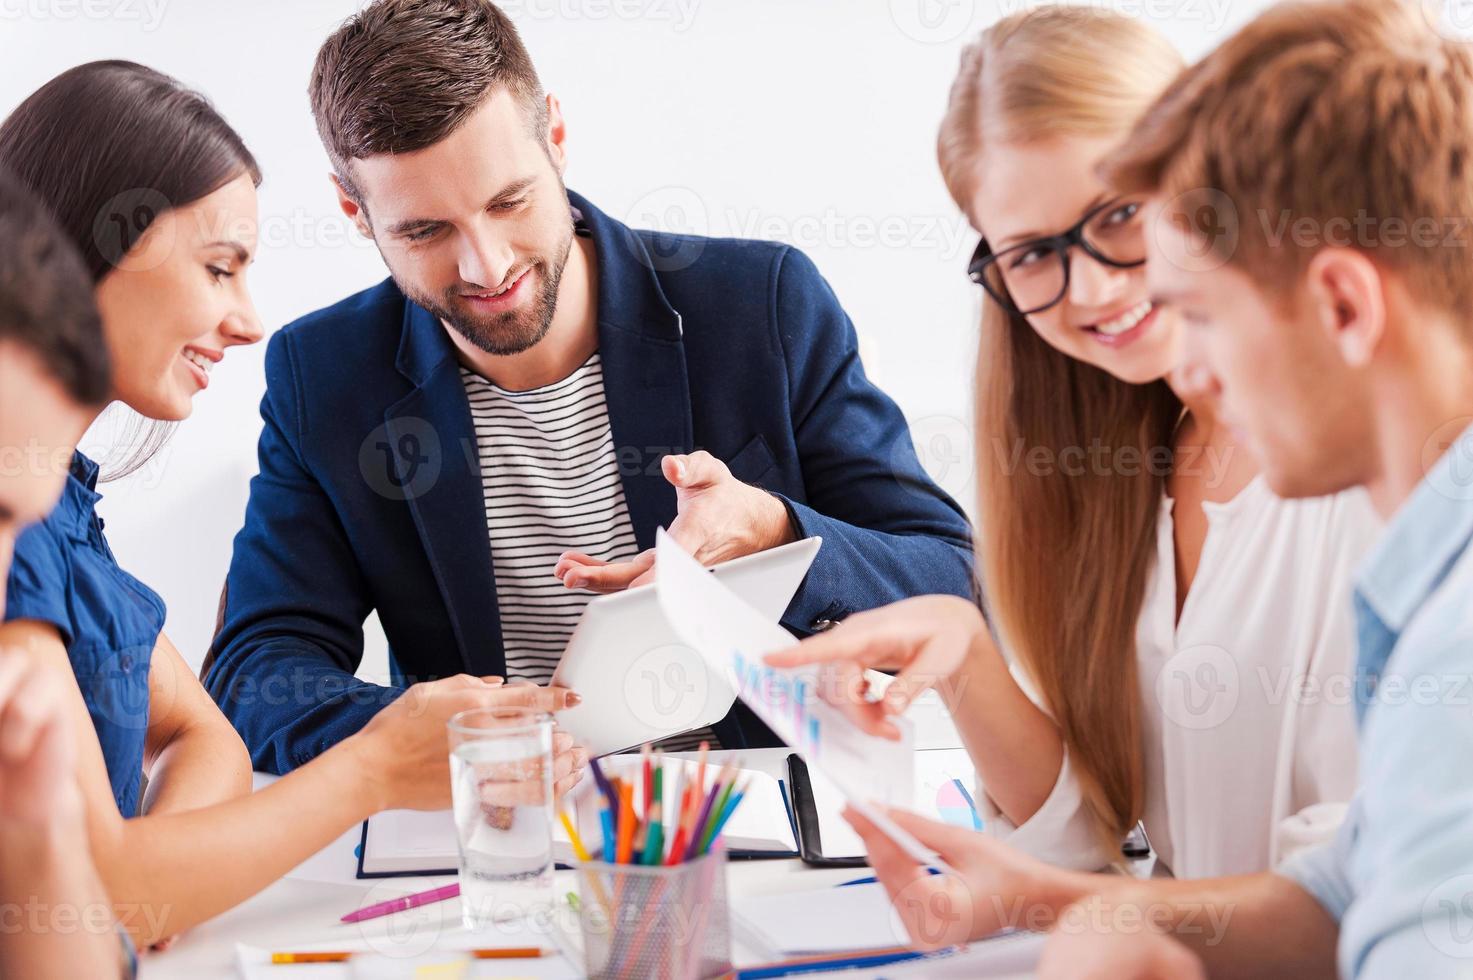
939, 7, 1184, 852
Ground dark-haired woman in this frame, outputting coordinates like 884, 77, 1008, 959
0, 61, 586, 947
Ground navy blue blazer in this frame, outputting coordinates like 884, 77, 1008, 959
206, 190, 975, 773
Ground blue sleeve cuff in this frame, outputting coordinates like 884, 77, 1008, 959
1278, 838, 1354, 924
3, 523, 74, 645
766, 493, 852, 633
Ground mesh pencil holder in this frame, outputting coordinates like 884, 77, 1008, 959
573, 840, 731, 980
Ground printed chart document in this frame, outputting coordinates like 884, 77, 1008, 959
654, 529, 950, 870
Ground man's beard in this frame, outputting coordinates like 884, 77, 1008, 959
402, 228, 574, 357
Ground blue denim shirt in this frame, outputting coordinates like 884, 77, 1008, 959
3, 452, 164, 817
1280, 424, 1473, 976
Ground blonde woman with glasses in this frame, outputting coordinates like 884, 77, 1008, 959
768, 6, 1380, 880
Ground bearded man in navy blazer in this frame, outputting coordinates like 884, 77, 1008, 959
206, 0, 974, 771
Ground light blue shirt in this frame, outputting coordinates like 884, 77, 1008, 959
1279, 424, 1473, 976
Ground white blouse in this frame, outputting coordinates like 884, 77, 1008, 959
981, 478, 1382, 879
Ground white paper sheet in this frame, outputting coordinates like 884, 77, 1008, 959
731, 882, 912, 955
654, 529, 952, 871
732, 881, 1044, 976
234, 913, 579, 979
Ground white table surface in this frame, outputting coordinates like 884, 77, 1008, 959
139, 696, 1042, 978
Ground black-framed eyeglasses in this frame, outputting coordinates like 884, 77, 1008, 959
968, 197, 1148, 316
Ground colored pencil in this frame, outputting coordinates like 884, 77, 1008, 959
642, 764, 665, 864
271, 952, 352, 963
701, 781, 748, 855
599, 809, 617, 861
664, 762, 683, 859
615, 781, 636, 863
699, 765, 738, 854
652, 761, 664, 816
641, 743, 654, 814
694, 740, 709, 799
588, 756, 620, 822
558, 808, 591, 863
666, 768, 700, 865
642, 802, 664, 865
684, 779, 724, 861
664, 804, 690, 865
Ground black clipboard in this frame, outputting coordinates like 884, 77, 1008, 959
785, 753, 868, 868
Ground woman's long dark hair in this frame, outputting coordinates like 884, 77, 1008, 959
0, 61, 261, 479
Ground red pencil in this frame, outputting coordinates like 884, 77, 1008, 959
665, 778, 696, 865
694, 741, 709, 800
642, 743, 654, 816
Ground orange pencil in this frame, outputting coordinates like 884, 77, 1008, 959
271, 952, 351, 963
471, 948, 554, 959
615, 781, 636, 863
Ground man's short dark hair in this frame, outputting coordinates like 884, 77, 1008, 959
0, 167, 110, 406
309, 0, 547, 202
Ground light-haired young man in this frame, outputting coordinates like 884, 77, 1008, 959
843, 0, 1473, 976
208, 0, 975, 769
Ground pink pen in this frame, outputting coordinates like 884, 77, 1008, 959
339, 883, 460, 923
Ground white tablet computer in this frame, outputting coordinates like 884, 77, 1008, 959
550, 536, 821, 756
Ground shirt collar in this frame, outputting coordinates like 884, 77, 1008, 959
52, 451, 103, 541
1356, 422, 1473, 634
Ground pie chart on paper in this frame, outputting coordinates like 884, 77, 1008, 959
935, 777, 983, 831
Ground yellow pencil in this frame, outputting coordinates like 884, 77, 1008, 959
558, 808, 592, 862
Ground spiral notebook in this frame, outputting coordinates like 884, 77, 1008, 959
357, 758, 797, 878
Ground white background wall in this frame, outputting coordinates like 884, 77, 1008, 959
1, 0, 1265, 676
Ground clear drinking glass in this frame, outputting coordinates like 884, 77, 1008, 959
447, 707, 555, 929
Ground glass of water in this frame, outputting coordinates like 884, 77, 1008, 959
447, 707, 555, 929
